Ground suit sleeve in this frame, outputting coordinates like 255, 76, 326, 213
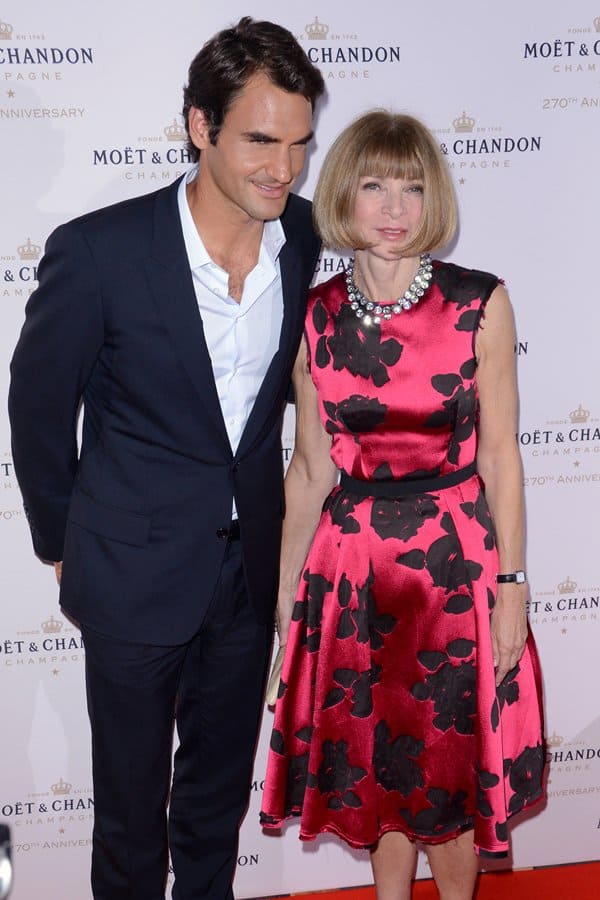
8, 221, 104, 562
286, 231, 321, 405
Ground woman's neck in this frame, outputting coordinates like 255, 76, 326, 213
353, 250, 421, 303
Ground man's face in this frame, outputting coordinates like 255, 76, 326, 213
190, 72, 314, 224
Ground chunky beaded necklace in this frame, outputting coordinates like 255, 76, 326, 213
345, 253, 433, 326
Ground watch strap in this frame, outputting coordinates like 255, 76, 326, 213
496, 570, 527, 584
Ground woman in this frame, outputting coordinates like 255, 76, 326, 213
260, 112, 544, 899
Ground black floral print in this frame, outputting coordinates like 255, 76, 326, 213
477, 769, 500, 818
455, 310, 481, 333
396, 511, 483, 592
497, 664, 520, 712
336, 564, 397, 650
436, 266, 487, 309
505, 744, 545, 814
324, 491, 361, 534
443, 593, 474, 614
321, 302, 403, 387
270, 729, 285, 756
292, 571, 333, 652
424, 359, 478, 465
495, 821, 508, 843
371, 494, 439, 542
461, 487, 496, 551
312, 739, 367, 810
491, 664, 521, 733
411, 639, 477, 735
322, 395, 387, 439
285, 752, 310, 811
322, 662, 382, 718
312, 298, 329, 334
401, 787, 470, 837
263, 730, 313, 818
373, 720, 424, 795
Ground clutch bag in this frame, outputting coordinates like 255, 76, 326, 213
265, 645, 285, 706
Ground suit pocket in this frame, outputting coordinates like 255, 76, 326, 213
68, 490, 151, 547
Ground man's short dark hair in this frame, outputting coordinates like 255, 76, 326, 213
182, 17, 325, 162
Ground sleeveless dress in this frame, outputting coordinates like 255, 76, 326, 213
260, 262, 544, 857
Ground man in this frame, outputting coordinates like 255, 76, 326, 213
9, 17, 324, 900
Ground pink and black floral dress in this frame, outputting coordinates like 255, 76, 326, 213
261, 262, 544, 857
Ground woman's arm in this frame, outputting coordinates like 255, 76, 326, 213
276, 337, 339, 646
475, 284, 528, 685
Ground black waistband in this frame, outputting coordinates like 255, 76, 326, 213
339, 462, 477, 498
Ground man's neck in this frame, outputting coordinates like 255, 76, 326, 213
186, 175, 264, 278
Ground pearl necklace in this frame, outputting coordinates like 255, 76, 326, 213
345, 253, 433, 326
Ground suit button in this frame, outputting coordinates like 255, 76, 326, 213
216, 528, 229, 539
232, 462, 240, 471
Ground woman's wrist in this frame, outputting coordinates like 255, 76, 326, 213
496, 569, 527, 584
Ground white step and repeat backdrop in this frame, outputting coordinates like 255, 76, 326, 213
1, 2, 599, 897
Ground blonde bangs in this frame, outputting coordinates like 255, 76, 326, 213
356, 141, 424, 184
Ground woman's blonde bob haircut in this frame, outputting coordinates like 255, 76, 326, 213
313, 111, 457, 256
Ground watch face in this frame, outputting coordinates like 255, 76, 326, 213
516, 570, 526, 583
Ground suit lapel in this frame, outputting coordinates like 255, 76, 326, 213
145, 178, 309, 460
144, 178, 231, 454
236, 239, 304, 457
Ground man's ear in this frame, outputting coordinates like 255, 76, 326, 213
188, 107, 212, 152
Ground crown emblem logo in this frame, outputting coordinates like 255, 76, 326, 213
558, 575, 577, 595
305, 16, 329, 40
17, 237, 41, 260
42, 614, 63, 634
453, 110, 475, 133
51, 778, 72, 795
547, 731, 564, 749
594, 16, 600, 31
163, 118, 185, 141
569, 403, 589, 423
0, 19, 13, 40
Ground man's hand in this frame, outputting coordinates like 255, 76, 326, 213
54, 561, 63, 584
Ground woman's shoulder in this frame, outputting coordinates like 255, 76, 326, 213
434, 259, 500, 304
308, 270, 347, 307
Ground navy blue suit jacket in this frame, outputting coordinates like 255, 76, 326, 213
9, 177, 320, 645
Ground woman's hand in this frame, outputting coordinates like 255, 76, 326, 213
490, 583, 528, 685
275, 590, 296, 649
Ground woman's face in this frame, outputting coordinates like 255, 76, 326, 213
352, 175, 424, 258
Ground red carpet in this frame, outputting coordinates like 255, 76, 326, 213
260, 860, 599, 900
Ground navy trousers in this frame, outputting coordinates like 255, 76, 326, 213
82, 539, 272, 899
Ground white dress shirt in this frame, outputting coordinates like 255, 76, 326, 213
177, 168, 286, 517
